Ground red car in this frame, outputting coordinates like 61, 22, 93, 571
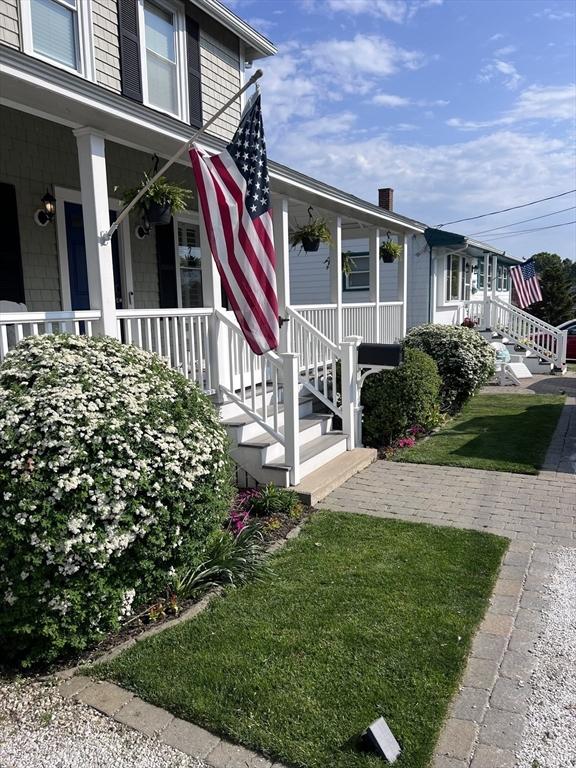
558, 319, 576, 361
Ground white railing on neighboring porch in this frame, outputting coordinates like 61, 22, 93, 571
116, 308, 214, 392
292, 302, 403, 344
490, 298, 567, 367
0, 310, 102, 362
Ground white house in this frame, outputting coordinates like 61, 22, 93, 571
0, 0, 567, 493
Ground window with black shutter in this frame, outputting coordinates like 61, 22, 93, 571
185, 15, 202, 127
0, 183, 25, 304
118, 0, 143, 102
156, 220, 178, 308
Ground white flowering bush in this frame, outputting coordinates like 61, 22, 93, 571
0, 334, 233, 667
404, 324, 495, 413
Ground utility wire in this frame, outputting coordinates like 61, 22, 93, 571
476, 219, 576, 241
436, 189, 576, 228
468, 206, 576, 236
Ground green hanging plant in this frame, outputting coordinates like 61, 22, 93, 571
323, 250, 356, 276
289, 207, 332, 253
118, 173, 193, 224
379, 239, 402, 263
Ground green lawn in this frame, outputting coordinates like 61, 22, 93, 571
394, 393, 564, 474
92, 512, 507, 768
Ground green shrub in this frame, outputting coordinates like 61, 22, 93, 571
0, 334, 233, 667
361, 347, 442, 447
404, 324, 495, 413
245, 484, 302, 518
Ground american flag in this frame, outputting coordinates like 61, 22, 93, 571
189, 93, 279, 355
510, 258, 543, 308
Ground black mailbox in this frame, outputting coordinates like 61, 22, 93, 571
357, 343, 403, 369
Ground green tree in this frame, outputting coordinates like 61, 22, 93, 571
530, 252, 575, 326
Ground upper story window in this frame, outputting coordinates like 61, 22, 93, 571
21, 0, 94, 78
343, 252, 370, 291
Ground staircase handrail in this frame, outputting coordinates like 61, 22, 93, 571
491, 298, 561, 334
286, 306, 340, 355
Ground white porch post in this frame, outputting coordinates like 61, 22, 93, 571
272, 195, 291, 352
199, 214, 230, 398
341, 335, 361, 450
398, 234, 408, 338
483, 251, 490, 328
490, 253, 498, 327
369, 228, 380, 342
74, 128, 117, 337
328, 216, 342, 343
281, 352, 300, 485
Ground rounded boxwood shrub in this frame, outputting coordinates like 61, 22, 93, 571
361, 347, 442, 447
0, 334, 233, 667
404, 324, 495, 413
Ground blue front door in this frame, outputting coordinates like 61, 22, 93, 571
64, 202, 123, 310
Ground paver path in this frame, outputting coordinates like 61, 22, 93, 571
323, 399, 576, 768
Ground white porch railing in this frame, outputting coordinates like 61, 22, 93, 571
292, 302, 403, 344
461, 300, 486, 327
490, 298, 567, 367
116, 308, 214, 392
0, 310, 102, 362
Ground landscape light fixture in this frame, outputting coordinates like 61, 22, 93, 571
34, 190, 56, 226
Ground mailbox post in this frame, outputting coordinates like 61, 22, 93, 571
356, 343, 404, 446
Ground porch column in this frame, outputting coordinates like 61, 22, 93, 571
483, 251, 490, 328
74, 128, 117, 337
368, 228, 380, 342
328, 216, 342, 344
490, 253, 498, 327
272, 195, 291, 352
398, 234, 408, 338
199, 214, 230, 398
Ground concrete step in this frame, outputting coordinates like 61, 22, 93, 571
264, 432, 348, 480
293, 447, 378, 506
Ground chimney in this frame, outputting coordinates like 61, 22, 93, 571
378, 187, 394, 211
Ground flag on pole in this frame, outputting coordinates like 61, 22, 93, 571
510, 258, 543, 308
189, 93, 279, 355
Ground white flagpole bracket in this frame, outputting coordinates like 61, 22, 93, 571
100, 68, 264, 244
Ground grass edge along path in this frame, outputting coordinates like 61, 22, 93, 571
393, 393, 565, 474
91, 512, 508, 768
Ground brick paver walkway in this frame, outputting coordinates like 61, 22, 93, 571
323, 398, 576, 768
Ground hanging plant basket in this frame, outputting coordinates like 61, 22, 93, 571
380, 239, 402, 263
290, 207, 332, 253
301, 235, 321, 253
145, 200, 173, 225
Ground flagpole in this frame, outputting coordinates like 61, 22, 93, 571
101, 68, 264, 243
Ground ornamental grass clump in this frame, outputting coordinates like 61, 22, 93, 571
404, 324, 495, 413
0, 334, 233, 667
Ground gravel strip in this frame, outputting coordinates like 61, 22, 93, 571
0, 678, 207, 768
516, 546, 576, 768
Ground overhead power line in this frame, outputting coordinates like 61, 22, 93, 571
436, 189, 576, 228
476, 219, 576, 241
468, 206, 576, 236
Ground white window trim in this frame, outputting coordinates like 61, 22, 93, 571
343, 251, 370, 292
55, 186, 133, 311
20, 0, 95, 81
174, 210, 201, 307
138, 0, 189, 123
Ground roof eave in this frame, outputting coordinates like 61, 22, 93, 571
189, 0, 277, 60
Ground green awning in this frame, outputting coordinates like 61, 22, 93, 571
424, 228, 467, 249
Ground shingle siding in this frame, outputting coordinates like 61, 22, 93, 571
199, 15, 241, 141
0, 0, 20, 50
92, 0, 122, 93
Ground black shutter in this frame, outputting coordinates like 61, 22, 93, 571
118, 0, 143, 102
156, 221, 177, 308
0, 183, 25, 304
186, 15, 202, 127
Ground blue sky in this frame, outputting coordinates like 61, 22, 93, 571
225, 0, 576, 260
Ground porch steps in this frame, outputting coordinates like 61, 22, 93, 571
292, 447, 378, 506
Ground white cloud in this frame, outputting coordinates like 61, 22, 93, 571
372, 92, 449, 107
447, 84, 576, 130
478, 59, 523, 90
533, 7, 575, 21
488, 33, 505, 42
246, 16, 277, 35
324, 0, 443, 23
494, 45, 516, 57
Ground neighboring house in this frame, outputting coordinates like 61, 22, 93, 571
0, 0, 567, 490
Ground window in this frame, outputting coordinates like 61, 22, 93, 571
497, 265, 509, 292
21, 0, 93, 77
177, 221, 203, 307
139, 0, 187, 119
445, 254, 473, 302
343, 252, 369, 291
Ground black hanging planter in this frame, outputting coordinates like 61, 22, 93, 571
302, 235, 321, 253
380, 250, 396, 264
146, 200, 172, 225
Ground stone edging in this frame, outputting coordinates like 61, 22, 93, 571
56, 525, 304, 768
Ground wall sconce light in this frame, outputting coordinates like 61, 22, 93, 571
34, 190, 56, 226
135, 217, 151, 240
